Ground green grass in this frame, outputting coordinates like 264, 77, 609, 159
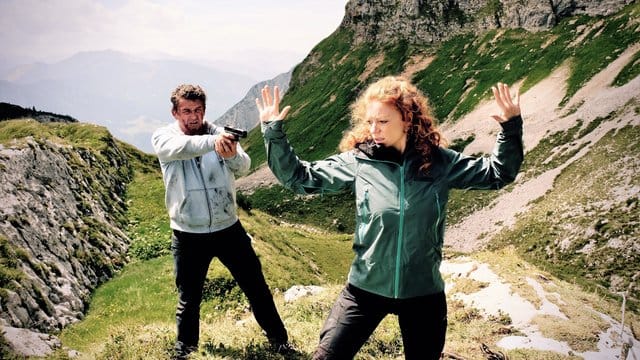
564, 3, 640, 103
59, 256, 176, 353
240, 185, 356, 234
490, 123, 640, 311
58, 206, 354, 358
613, 47, 640, 86
59, 252, 630, 359
0, 119, 114, 151
125, 171, 173, 260
0, 235, 24, 292
235, 209, 353, 288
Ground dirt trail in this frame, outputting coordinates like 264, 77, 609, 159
444, 43, 640, 252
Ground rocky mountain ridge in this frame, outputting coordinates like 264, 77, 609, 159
213, 70, 292, 131
342, 0, 633, 45
0, 102, 77, 124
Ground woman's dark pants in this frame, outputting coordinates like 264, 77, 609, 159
312, 284, 447, 360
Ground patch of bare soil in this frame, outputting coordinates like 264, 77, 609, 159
444, 43, 640, 252
236, 164, 278, 193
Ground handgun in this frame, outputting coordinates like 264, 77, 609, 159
224, 125, 248, 141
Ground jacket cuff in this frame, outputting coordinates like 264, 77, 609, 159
499, 115, 523, 136
261, 121, 286, 140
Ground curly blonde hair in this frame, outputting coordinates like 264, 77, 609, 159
339, 76, 445, 173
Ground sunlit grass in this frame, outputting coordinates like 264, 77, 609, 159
59, 256, 176, 354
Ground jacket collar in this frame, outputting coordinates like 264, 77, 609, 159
355, 141, 403, 164
355, 139, 444, 180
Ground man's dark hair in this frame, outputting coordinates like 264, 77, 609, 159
171, 84, 207, 112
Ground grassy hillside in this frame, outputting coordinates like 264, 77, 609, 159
51, 145, 640, 358
241, 2, 640, 231
2, 3, 640, 360
490, 119, 640, 308
239, 1, 640, 309
242, 3, 639, 167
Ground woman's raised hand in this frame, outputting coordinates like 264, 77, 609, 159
256, 85, 291, 122
491, 83, 521, 123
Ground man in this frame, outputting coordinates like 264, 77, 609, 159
152, 84, 293, 359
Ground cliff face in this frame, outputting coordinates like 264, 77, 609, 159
0, 129, 132, 332
213, 70, 292, 131
342, 0, 633, 45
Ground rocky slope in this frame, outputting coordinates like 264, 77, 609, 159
342, 0, 633, 45
239, 0, 640, 312
223, 0, 635, 137
213, 70, 292, 131
0, 125, 132, 333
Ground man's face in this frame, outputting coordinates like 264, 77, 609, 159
172, 98, 205, 135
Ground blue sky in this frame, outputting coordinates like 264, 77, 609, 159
0, 0, 348, 78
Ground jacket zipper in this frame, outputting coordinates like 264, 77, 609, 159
434, 193, 441, 242
195, 156, 213, 229
394, 163, 405, 298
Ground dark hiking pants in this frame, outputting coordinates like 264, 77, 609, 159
171, 220, 287, 356
313, 284, 447, 360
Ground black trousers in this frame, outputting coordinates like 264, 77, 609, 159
313, 284, 447, 360
171, 220, 287, 354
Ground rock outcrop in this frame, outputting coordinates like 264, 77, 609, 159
214, 70, 292, 131
0, 129, 132, 333
341, 0, 633, 45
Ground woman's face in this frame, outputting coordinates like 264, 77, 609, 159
365, 100, 408, 153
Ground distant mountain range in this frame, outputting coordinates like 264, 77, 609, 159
0, 50, 288, 153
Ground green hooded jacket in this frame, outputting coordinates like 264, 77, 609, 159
262, 116, 523, 299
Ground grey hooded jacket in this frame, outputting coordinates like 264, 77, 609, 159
152, 121, 250, 233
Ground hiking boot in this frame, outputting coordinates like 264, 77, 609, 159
173, 344, 197, 360
270, 341, 299, 355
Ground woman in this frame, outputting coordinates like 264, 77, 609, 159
256, 76, 523, 359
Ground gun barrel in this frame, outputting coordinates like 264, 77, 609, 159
224, 126, 247, 139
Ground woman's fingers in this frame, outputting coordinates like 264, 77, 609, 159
492, 84, 502, 108
280, 105, 291, 120
256, 85, 289, 121
272, 86, 280, 114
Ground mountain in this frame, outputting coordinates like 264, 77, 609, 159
213, 70, 292, 131
241, 0, 640, 288
342, 0, 632, 46
0, 50, 257, 153
0, 0, 639, 358
0, 102, 77, 123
